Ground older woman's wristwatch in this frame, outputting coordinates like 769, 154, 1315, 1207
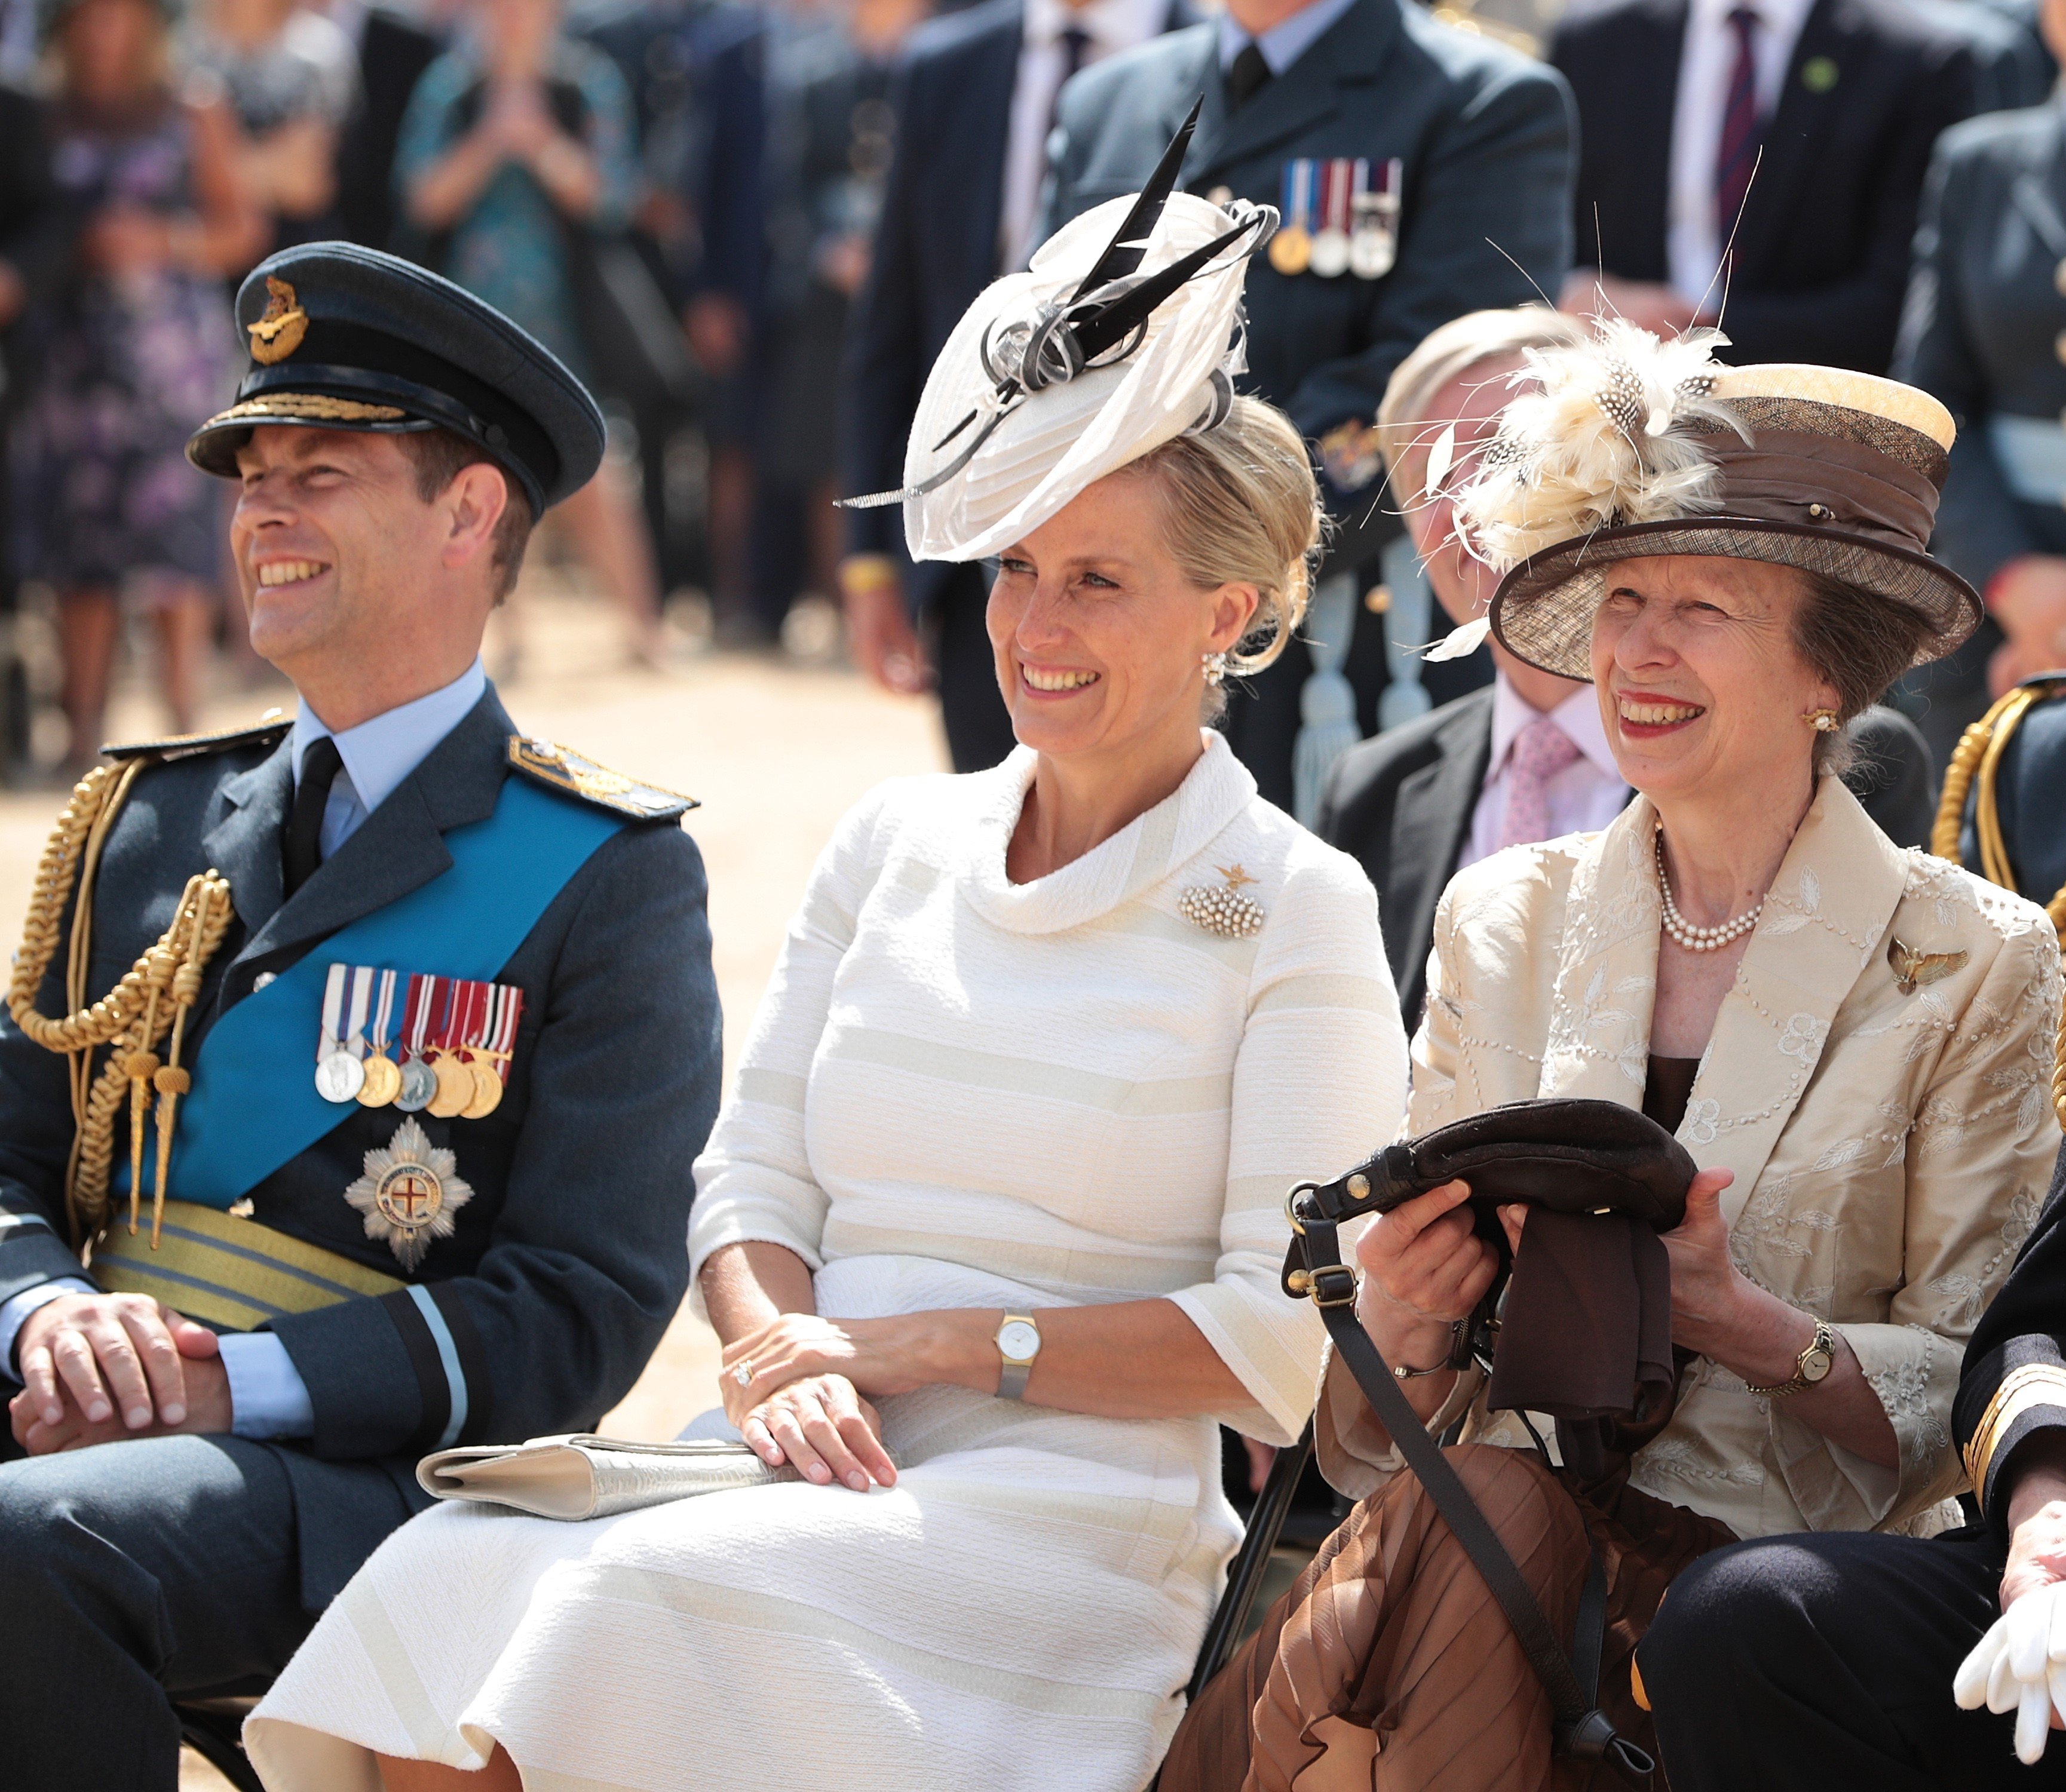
995, 1313, 1042, 1400
1745, 1319, 1838, 1397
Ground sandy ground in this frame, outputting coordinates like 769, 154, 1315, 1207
0, 576, 947, 1790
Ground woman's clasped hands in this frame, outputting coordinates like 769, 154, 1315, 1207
719, 1312, 955, 1494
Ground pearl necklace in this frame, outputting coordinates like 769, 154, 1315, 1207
1654, 827, 1762, 953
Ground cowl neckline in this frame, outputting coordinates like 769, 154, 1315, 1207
959, 732, 1259, 936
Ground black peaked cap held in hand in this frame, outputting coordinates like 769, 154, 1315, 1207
186, 241, 606, 514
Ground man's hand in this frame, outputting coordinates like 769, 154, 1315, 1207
838, 556, 931, 695
1951, 1440, 2066, 1757
1986, 555, 2066, 698
1560, 271, 1711, 337
12, 1291, 219, 1434
10, 1348, 231, 1453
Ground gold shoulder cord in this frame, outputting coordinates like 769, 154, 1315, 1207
1933, 685, 2066, 1127
7, 763, 234, 1251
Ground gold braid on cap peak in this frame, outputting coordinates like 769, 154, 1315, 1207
8, 763, 234, 1249
1934, 679, 2066, 1128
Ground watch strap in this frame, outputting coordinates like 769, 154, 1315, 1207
997, 1311, 1038, 1401
1745, 1318, 1837, 1398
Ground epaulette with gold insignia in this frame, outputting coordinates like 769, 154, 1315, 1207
505, 737, 697, 821
102, 711, 293, 764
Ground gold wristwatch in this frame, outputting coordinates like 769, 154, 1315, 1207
995, 1312, 1042, 1401
1745, 1318, 1838, 1397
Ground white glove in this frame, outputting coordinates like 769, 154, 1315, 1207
1953, 1581, 2066, 1763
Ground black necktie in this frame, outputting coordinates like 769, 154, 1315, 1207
1225, 41, 1271, 110
1050, 25, 1092, 133
283, 735, 343, 897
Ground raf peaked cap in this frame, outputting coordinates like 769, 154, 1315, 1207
187, 243, 606, 513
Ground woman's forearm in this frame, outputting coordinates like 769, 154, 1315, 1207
1689, 1285, 1899, 1469
851, 1298, 1252, 1420
700, 1241, 816, 1346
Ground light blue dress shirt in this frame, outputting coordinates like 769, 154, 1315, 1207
1216, 0, 1359, 75
1, 659, 491, 1440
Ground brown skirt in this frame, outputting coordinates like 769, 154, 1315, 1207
1159, 1445, 1737, 1792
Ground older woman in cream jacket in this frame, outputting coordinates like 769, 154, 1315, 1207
1161, 332, 2064, 1792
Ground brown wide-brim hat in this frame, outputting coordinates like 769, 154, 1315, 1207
1466, 358, 1981, 683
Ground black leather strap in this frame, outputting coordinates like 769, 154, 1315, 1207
1296, 1211, 1654, 1785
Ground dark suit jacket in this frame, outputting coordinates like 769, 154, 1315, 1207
841, 0, 1190, 611
0, 690, 722, 1603
1553, 0, 1976, 373
1043, 0, 1575, 537
1319, 686, 1938, 1026
335, 7, 443, 251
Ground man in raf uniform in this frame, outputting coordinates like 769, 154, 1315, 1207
0, 243, 722, 1792
1038, 0, 1577, 814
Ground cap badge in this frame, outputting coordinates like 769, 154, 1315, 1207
249, 276, 309, 365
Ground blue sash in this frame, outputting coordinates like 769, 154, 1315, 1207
130, 778, 626, 1210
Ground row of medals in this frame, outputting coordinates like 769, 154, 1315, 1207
1270, 214, 1396, 281
316, 1044, 505, 1121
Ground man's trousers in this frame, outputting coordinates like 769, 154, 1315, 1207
1641, 1525, 2066, 1790
0, 1433, 411, 1792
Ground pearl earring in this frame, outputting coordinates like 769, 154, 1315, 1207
1202, 651, 1228, 687
1803, 708, 1839, 733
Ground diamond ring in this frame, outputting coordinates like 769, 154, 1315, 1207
732, 1363, 752, 1388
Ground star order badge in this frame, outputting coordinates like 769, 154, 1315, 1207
345, 1116, 473, 1270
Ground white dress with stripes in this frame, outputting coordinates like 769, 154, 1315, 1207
245, 732, 1408, 1792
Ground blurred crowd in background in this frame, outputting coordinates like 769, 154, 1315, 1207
0, 0, 2061, 796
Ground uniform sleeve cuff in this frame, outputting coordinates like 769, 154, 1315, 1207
219, 1331, 316, 1440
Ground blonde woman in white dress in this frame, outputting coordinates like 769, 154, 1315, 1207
244, 151, 1409, 1792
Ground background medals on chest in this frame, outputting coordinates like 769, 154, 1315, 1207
1308, 159, 1352, 279
1270, 158, 1315, 276
314, 963, 369, 1102
1350, 158, 1400, 280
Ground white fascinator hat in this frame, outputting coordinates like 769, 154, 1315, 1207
846, 106, 1277, 562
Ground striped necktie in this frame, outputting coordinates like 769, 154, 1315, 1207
1715, 7, 1763, 244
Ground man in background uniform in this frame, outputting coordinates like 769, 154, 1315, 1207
1038, 0, 1577, 813
0, 243, 722, 1792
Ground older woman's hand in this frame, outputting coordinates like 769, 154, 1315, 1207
739, 1371, 898, 1492
721, 1311, 969, 1422
1353, 1181, 1500, 1379
1656, 1168, 1743, 1353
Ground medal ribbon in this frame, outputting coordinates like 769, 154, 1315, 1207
402, 972, 436, 1067
318, 963, 348, 1061
481, 983, 524, 1085
1323, 159, 1350, 235
344, 966, 373, 1061
369, 969, 399, 1059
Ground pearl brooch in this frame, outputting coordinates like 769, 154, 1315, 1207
1654, 828, 1762, 952
1180, 863, 1265, 939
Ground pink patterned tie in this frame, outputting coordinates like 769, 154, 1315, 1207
1498, 714, 1582, 851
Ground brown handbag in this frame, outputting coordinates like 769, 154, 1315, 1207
1279, 1099, 1699, 1787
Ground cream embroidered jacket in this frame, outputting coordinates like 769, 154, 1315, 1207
1318, 775, 2063, 1540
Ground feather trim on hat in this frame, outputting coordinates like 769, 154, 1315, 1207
1451, 322, 1749, 573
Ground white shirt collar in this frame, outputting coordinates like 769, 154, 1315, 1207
1685, 0, 1815, 47
1487, 670, 1620, 783
1217, 0, 1359, 73
1026, 0, 1166, 53
290, 658, 488, 816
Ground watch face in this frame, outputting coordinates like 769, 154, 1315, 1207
997, 1320, 1041, 1363
1801, 1346, 1834, 1383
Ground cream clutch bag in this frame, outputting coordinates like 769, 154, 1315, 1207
416, 1435, 796, 1520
